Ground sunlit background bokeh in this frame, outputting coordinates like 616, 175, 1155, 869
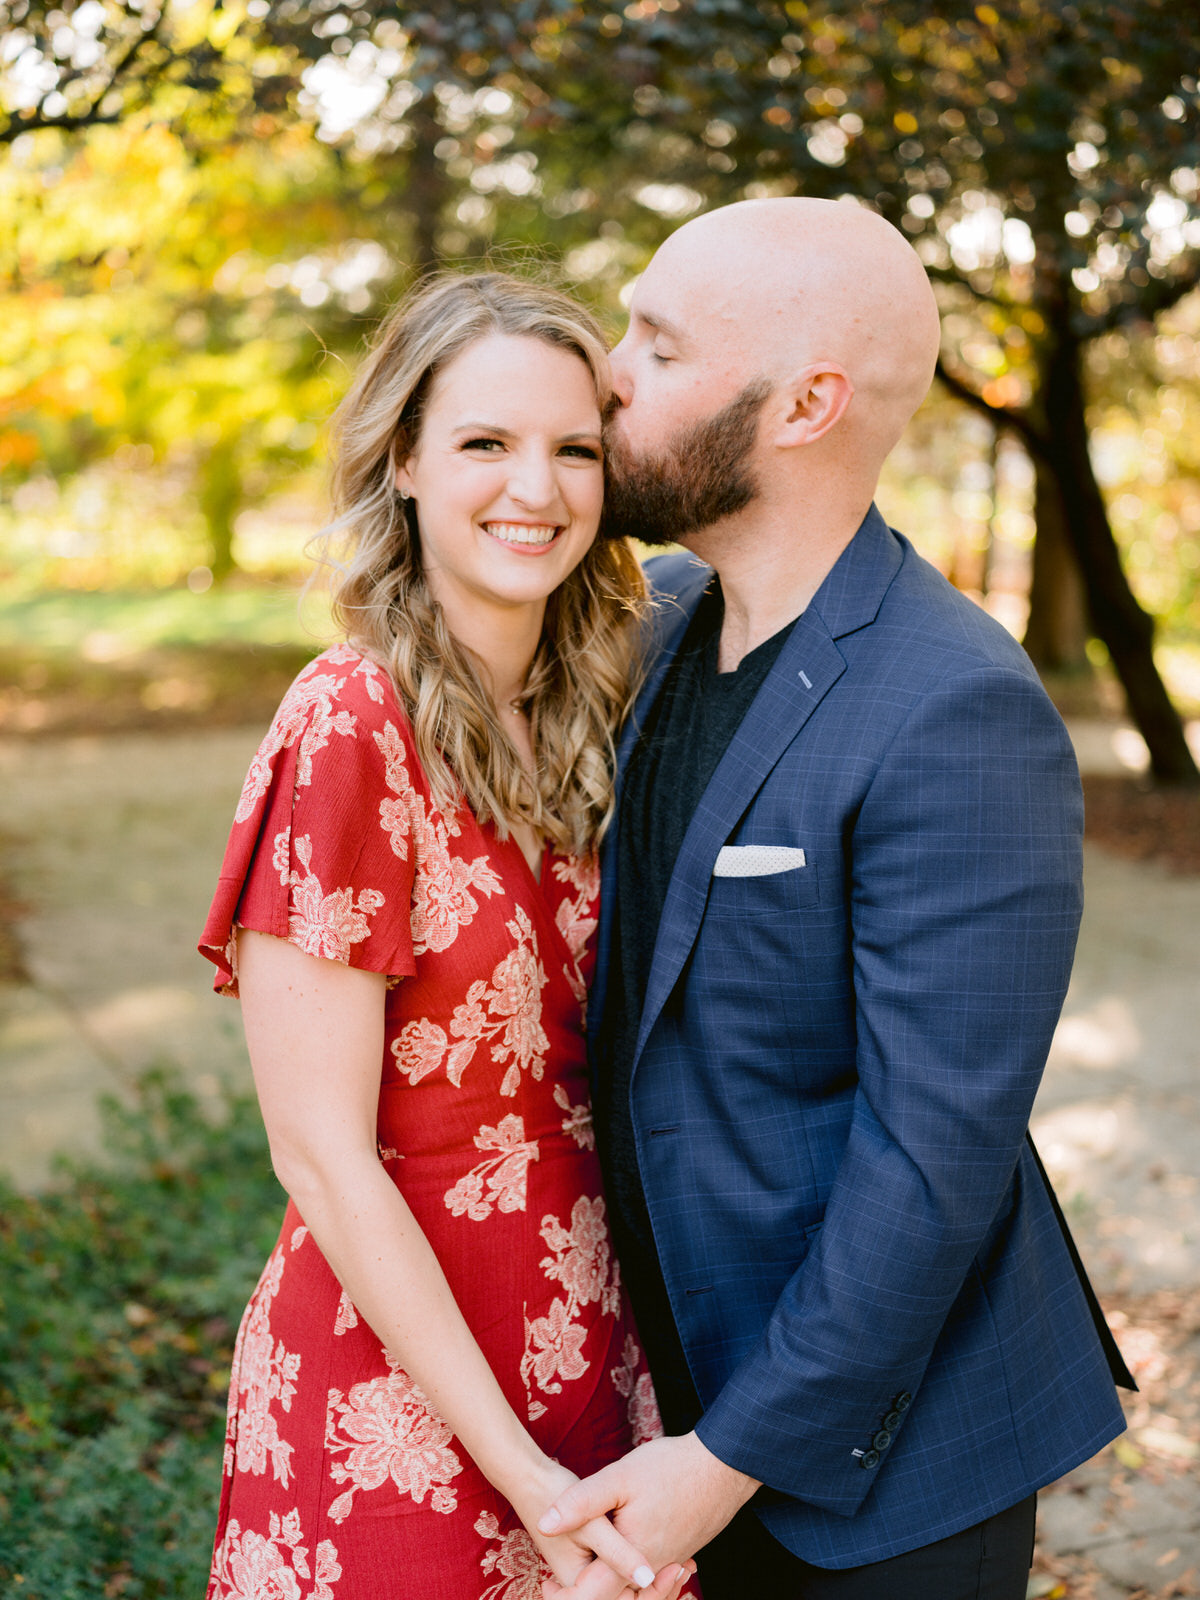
2, 1, 1199, 758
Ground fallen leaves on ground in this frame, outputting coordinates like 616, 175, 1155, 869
1082, 777, 1200, 876
1033, 1287, 1200, 1599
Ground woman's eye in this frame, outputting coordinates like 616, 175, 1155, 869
559, 444, 601, 460
462, 436, 504, 452
650, 350, 672, 365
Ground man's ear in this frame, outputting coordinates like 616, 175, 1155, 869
774, 364, 854, 448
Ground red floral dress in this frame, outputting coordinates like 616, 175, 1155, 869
199, 645, 670, 1600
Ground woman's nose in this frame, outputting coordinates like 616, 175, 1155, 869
506, 449, 558, 509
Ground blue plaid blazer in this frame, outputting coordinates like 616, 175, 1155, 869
589, 508, 1126, 1567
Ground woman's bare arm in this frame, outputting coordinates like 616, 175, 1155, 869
235, 928, 668, 1595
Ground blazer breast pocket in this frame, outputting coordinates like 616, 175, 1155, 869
705, 845, 821, 918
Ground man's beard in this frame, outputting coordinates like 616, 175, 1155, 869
601, 378, 771, 547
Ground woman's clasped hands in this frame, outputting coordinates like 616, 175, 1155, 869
515, 1458, 695, 1600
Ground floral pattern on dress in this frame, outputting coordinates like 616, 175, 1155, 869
475, 1511, 551, 1600
391, 905, 549, 1095
272, 830, 292, 888
520, 1196, 622, 1418
324, 1354, 463, 1525
552, 1084, 595, 1151
201, 648, 693, 1594
445, 1114, 539, 1220
374, 721, 504, 954
550, 855, 600, 1010
236, 671, 360, 825
610, 1334, 665, 1447
541, 1196, 621, 1319
551, 855, 601, 965
210, 1509, 341, 1600
227, 1246, 302, 1488
286, 834, 384, 961
333, 1292, 358, 1337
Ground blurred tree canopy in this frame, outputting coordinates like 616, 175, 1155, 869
2, 0, 1199, 779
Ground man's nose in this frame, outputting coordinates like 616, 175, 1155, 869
609, 336, 634, 408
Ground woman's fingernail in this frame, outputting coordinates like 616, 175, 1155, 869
633, 1566, 655, 1588
538, 1509, 561, 1533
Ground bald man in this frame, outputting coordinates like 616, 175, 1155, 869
540, 199, 1131, 1600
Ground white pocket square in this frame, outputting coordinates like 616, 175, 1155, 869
713, 845, 807, 878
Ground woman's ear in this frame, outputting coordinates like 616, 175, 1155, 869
774, 364, 855, 448
394, 456, 415, 498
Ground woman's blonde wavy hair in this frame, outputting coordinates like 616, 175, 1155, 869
321, 271, 646, 857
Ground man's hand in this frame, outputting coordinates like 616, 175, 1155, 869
537, 1432, 760, 1600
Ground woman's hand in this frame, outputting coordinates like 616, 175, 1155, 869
509, 1456, 665, 1596
236, 932, 686, 1599
541, 1549, 696, 1600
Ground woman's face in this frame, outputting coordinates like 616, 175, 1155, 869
396, 332, 604, 642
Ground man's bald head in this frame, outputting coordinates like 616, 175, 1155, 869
636, 197, 941, 465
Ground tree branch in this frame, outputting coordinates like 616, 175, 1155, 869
0, 7, 168, 145
935, 357, 1049, 458
1081, 249, 1200, 338
924, 263, 1028, 318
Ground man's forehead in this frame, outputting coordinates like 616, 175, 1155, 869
628, 257, 743, 347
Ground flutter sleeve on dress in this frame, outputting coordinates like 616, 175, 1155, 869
198, 649, 420, 995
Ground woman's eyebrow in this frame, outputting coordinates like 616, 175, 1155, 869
450, 422, 602, 443
451, 420, 513, 435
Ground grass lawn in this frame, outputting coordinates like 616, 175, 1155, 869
0, 583, 328, 654
0, 1071, 284, 1597
0, 581, 333, 737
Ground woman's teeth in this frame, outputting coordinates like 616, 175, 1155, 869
484, 522, 559, 546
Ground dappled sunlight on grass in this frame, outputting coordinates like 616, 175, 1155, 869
0, 579, 336, 736
0, 579, 332, 654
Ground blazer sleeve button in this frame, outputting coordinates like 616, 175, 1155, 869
860, 1449, 881, 1469
894, 1392, 912, 1412
883, 1410, 902, 1429
872, 1429, 892, 1450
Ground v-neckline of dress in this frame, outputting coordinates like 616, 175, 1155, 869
493, 827, 583, 973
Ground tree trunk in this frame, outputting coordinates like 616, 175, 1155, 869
199, 439, 241, 584
1023, 454, 1091, 673
1041, 314, 1198, 785
407, 93, 446, 274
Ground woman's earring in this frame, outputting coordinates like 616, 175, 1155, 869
398, 487, 411, 502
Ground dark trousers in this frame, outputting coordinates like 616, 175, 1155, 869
694, 1493, 1037, 1600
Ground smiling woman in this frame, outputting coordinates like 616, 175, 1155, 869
197, 275, 695, 1600
326, 274, 645, 858
393, 333, 606, 698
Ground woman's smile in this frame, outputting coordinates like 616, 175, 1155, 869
482, 519, 563, 549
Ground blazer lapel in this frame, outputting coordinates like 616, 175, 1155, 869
632, 614, 846, 1062
632, 505, 904, 1065
615, 557, 713, 783
591, 555, 711, 1039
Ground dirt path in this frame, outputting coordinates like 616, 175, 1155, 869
1, 718, 1198, 1598
0, 726, 261, 1187
1, 716, 1195, 1278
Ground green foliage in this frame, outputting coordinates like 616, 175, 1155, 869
3, 1, 1197, 760
0, 1070, 284, 1596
